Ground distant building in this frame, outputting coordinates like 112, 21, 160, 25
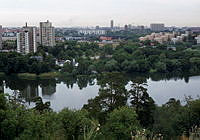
40, 20, 55, 47
2, 36, 17, 41
2, 32, 17, 41
0, 25, 2, 49
100, 36, 112, 41
124, 25, 128, 31
139, 32, 175, 44
96, 26, 100, 29
188, 27, 200, 33
150, 23, 165, 32
30, 56, 43, 61
137, 25, 145, 30
128, 24, 132, 29
78, 29, 106, 35
65, 36, 86, 41
111, 20, 114, 29
195, 35, 200, 44
17, 23, 37, 54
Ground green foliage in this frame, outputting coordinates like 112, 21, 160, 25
58, 108, 94, 139
61, 62, 74, 73
2, 39, 200, 76
129, 80, 155, 129
0, 89, 200, 139
0, 52, 55, 75
105, 59, 119, 72
103, 106, 140, 140
83, 73, 129, 123
152, 98, 200, 138
33, 97, 52, 113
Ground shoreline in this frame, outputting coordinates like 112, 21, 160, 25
0, 71, 200, 81
0, 72, 61, 80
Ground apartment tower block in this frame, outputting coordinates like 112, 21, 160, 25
17, 23, 37, 54
39, 20, 55, 47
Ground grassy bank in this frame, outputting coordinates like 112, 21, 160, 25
0, 72, 6, 77
38, 72, 60, 79
17, 72, 61, 80
17, 73, 37, 80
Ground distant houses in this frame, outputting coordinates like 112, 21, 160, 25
56, 59, 78, 67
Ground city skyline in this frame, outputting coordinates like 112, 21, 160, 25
0, 0, 199, 27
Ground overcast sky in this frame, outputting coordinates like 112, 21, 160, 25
0, 0, 199, 27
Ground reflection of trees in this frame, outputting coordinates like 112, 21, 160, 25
4, 76, 29, 90
58, 75, 96, 90
40, 79, 57, 97
3, 77, 57, 104
77, 75, 91, 90
126, 72, 191, 83
20, 83, 39, 104
0, 79, 4, 93
3, 77, 39, 104
58, 75, 77, 89
77, 75, 95, 90
149, 72, 190, 83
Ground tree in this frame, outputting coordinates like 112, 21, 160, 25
83, 73, 129, 123
105, 59, 119, 72
58, 109, 93, 139
33, 97, 52, 113
77, 59, 91, 75
61, 62, 74, 73
129, 79, 155, 129
152, 98, 198, 138
103, 106, 140, 140
155, 61, 167, 72
187, 99, 200, 129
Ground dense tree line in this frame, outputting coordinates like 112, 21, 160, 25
55, 41, 200, 76
1, 39, 200, 76
0, 52, 56, 75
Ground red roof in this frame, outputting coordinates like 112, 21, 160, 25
100, 36, 112, 41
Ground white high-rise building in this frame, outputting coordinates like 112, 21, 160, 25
0, 25, 2, 50
17, 23, 37, 54
39, 20, 55, 47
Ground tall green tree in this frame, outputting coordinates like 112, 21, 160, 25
129, 79, 155, 129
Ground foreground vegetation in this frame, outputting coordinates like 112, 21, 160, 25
0, 73, 200, 140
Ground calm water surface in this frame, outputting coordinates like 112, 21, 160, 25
1, 74, 200, 111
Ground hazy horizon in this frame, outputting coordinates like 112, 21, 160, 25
0, 0, 199, 27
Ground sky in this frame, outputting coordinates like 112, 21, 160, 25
0, 0, 200, 27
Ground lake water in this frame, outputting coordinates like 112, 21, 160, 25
0, 74, 200, 111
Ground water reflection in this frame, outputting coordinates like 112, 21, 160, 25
0, 80, 4, 93
0, 73, 199, 111
21, 84, 39, 104
40, 80, 57, 99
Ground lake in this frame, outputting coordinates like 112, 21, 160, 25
0, 73, 200, 111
